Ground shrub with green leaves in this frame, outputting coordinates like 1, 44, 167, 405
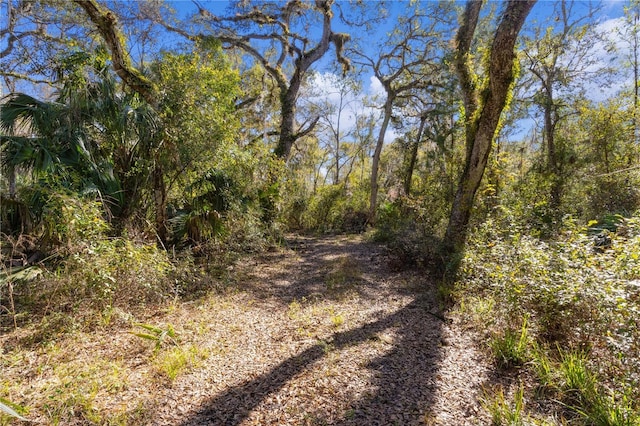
456, 210, 640, 422
299, 184, 368, 233
40, 191, 110, 248
61, 237, 174, 309
7, 236, 174, 322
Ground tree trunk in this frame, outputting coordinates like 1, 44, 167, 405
369, 99, 393, 223
404, 114, 427, 195
75, 0, 157, 105
444, 0, 536, 254
542, 82, 564, 210
335, 137, 340, 185
634, 9, 639, 152
274, 87, 298, 159
8, 165, 16, 199
544, 84, 558, 175
272, 1, 336, 161
153, 163, 168, 246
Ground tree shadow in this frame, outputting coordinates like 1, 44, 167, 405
177, 234, 445, 425
172, 236, 443, 426
236, 234, 399, 306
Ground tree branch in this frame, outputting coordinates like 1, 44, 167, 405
294, 116, 320, 140
74, 0, 157, 105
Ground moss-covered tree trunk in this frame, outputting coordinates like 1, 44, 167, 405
74, 0, 157, 106
444, 0, 536, 255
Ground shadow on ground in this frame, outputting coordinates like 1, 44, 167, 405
237, 234, 415, 305
177, 235, 445, 425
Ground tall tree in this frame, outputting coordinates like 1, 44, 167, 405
350, 3, 454, 222
74, 0, 157, 105
301, 72, 361, 185
617, 0, 640, 148
397, 82, 457, 196
59, 1, 241, 243
522, 0, 602, 209
1, 1, 76, 86
444, 0, 536, 254
147, 0, 350, 161
150, 46, 240, 241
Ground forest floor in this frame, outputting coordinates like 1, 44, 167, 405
2, 234, 496, 425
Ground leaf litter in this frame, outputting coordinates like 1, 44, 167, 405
1, 234, 492, 425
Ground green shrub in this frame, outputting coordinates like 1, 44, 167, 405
5, 236, 175, 325
40, 191, 110, 248
62, 237, 175, 308
299, 184, 368, 233
373, 196, 450, 273
457, 210, 640, 421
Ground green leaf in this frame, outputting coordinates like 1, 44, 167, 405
0, 399, 28, 421
134, 323, 163, 334
131, 332, 160, 341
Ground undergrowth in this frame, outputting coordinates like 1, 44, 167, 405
0, 193, 270, 424
455, 212, 640, 424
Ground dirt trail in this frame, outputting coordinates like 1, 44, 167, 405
149, 234, 492, 425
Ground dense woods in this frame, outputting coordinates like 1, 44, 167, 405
1, 0, 640, 424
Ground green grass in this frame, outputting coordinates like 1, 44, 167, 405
482, 384, 527, 426
154, 344, 210, 381
490, 317, 530, 368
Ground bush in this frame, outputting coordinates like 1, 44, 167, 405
39, 191, 110, 248
373, 196, 449, 274
455, 211, 640, 421
584, 176, 640, 221
299, 184, 368, 233
62, 237, 175, 308
1, 193, 176, 325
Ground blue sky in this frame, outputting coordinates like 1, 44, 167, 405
1, 1, 634, 144
168, 0, 632, 144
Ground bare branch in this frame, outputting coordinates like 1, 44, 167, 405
0, 72, 56, 86
294, 115, 320, 140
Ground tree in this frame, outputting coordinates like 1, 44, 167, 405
396, 81, 458, 196
1, 0, 92, 90
147, 0, 350, 161
616, 0, 640, 148
522, 0, 603, 209
150, 45, 240, 242
301, 72, 361, 185
444, 0, 536, 255
350, 2, 454, 222
74, 0, 157, 105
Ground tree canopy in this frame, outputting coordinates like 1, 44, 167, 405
3, 1, 640, 424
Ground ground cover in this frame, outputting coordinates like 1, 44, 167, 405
1, 234, 492, 425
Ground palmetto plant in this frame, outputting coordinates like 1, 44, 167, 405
170, 169, 237, 242
0, 398, 28, 422
0, 56, 160, 233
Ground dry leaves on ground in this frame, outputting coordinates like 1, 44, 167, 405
1, 234, 492, 425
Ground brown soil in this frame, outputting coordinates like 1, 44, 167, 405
2, 234, 493, 425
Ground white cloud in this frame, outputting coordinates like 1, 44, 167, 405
368, 75, 385, 98
298, 72, 401, 146
588, 16, 636, 101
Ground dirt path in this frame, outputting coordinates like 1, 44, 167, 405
1, 234, 492, 425
149, 234, 492, 425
